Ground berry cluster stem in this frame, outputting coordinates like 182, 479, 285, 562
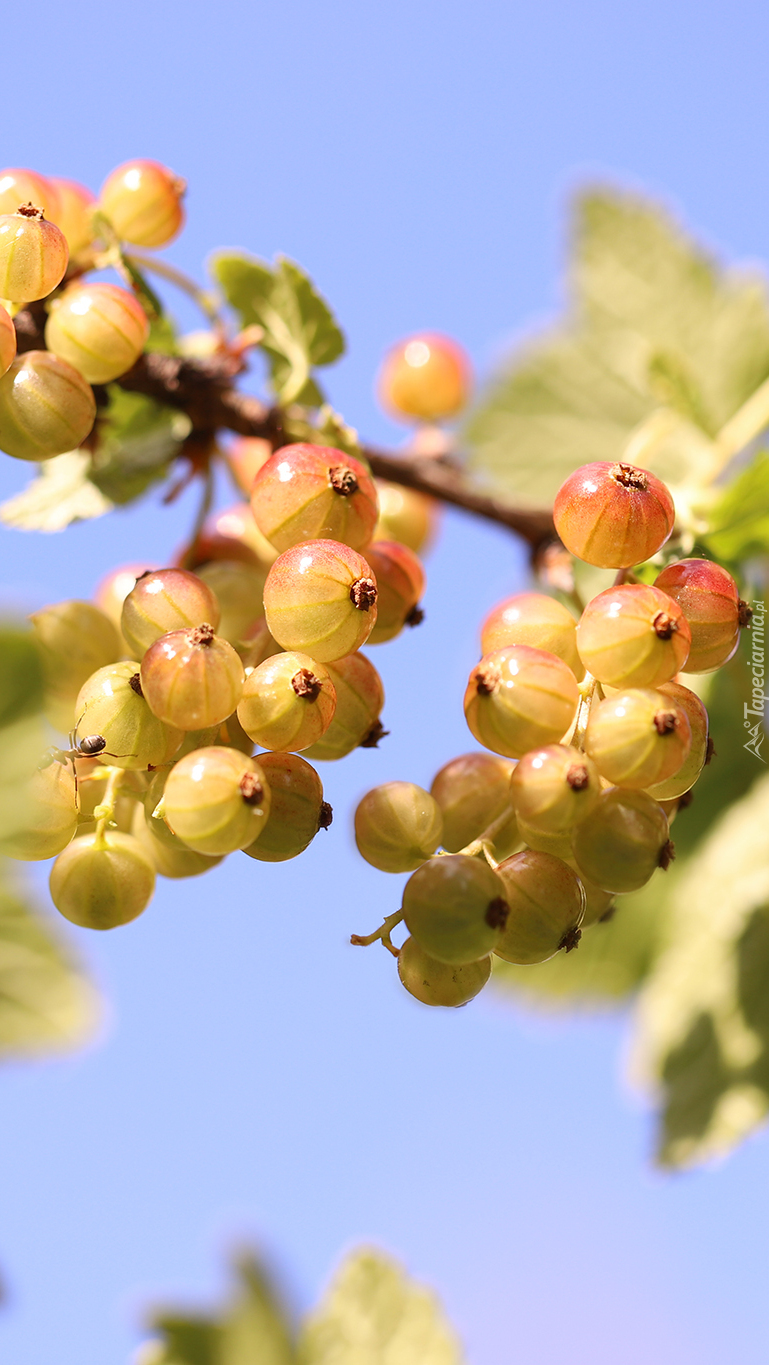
350, 909, 404, 956
93, 767, 124, 848
571, 674, 598, 752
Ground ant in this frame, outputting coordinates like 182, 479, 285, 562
41, 727, 136, 801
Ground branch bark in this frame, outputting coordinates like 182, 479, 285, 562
13, 313, 556, 550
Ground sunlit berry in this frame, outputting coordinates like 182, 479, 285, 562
585, 687, 691, 789
48, 177, 96, 255
237, 651, 336, 751
363, 540, 425, 644
0, 350, 95, 461
0, 206, 68, 303
99, 159, 186, 248
653, 558, 750, 673
403, 854, 508, 964
263, 539, 378, 662
30, 599, 121, 733
0, 303, 16, 377
495, 850, 584, 964
397, 935, 491, 1007
242, 752, 329, 862
0, 168, 60, 220
510, 743, 601, 833
0, 758, 78, 861
94, 562, 158, 640
571, 787, 672, 893
480, 592, 583, 679
251, 443, 379, 553
132, 802, 223, 879
75, 661, 182, 770
121, 568, 221, 658
554, 462, 675, 569
303, 651, 385, 760
45, 282, 149, 384
354, 782, 443, 873
645, 680, 709, 801
50, 830, 156, 929
195, 559, 267, 645
163, 746, 270, 855
373, 480, 437, 553
140, 624, 245, 730
225, 436, 273, 494
464, 645, 579, 760
430, 752, 516, 852
576, 584, 691, 688
377, 333, 471, 422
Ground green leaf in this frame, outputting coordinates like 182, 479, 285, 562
298, 1250, 463, 1365
210, 252, 345, 405
0, 867, 98, 1058
491, 875, 672, 1008
0, 626, 43, 728
466, 189, 769, 506
703, 450, 769, 564
145, 1318, 221, 1365
90, 388, 189, 505
0, 452, 113, 532
148, 1251, 295, 1365
634, 772, 769, 1166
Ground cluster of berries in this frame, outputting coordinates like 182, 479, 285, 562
354, 460, 752, 1009
2, 441, 434, 930
0, 161, 185, 461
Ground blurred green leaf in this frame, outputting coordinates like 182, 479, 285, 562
466, 190, 769, 505
149, 1251, 295, 1365
0, 627, 43, 728
210, 252, 344, 405
90, 388, 189, 505
0, 452, 113, 532
703, 451, 769, 564
0, 869, 98, 1058
298, 1250, 463, 1365
635, 772, 769, 1167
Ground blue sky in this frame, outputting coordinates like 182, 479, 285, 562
2, 2, 769, 1361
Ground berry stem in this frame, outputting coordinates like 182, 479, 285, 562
350, 909, 404, 955
459, 807, 516, 862
93, 767, 124, 848
124, 251, 225, 331
570, 673, 598, 752
181, 461, 216, 567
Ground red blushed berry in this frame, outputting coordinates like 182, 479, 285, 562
251, 443, 379, 554
576, 583, 691, 687
99, 159, 186, 248
46, 282, 149, 384
140, 624, 245, 730
509, 744, 601, 834
645, 680, 710, 801
121, 568, 221, 658
0, 206, 68, 303
49, 177, 96, 255
364, 540, 426, 643
0, 169, 60, 220
554, 461, 675, 569
0, 303, 16, 377
263, 539, 378, 662
480, 592, 583, 679
653, 558, 751, 673
463, 645, 580, 760
377, 332, 472, 423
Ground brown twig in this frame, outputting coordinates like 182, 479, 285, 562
12, 312, 556, 549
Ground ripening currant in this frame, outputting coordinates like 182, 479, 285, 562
49, 830, 157, 930
195, 560, 267, 645
584, 688, 692, 790
30, 599, 122, 733
363, 540, 426, 643
354, 782, 443, 873
49, 177, 96, 255
576, 584, 691, 687
224, 435, 273, 495
0, 205, 68, 302
45, 282, 149, 384
494, 851, 584, 964
397, 936, 492, 1007
373, 480, 437, 553
263, 539, 378, 662
653, 558, 752, 673
132, 803, 224, 880
237, 651, 336, 752
93, 562, 158, 641
242, 751, 330, 863
644, 680, 710, 800
0, 304, 16, 377
509, 744, 601, 834
302, 651, 386, 759
430, 752, 516, 852
480, 592, 584, 679
250, 444, 379, 553
377, 333, 471, 422
99, 159, 186, 247
553, 462, 675, 568
0, 758, 78, 861
163, 746, 271, 856
0, 168, 60, 219
121, 568, 221, 658
571, 787, 673, 893
75, 661, 183, 771
189, 502, 279, 569
0, 351, 96, 462
140, 624, 245, 730
515, 817, 573, 861
238, 617, 283, 669
402, 853, 509, 965
464, 645, 580, 759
